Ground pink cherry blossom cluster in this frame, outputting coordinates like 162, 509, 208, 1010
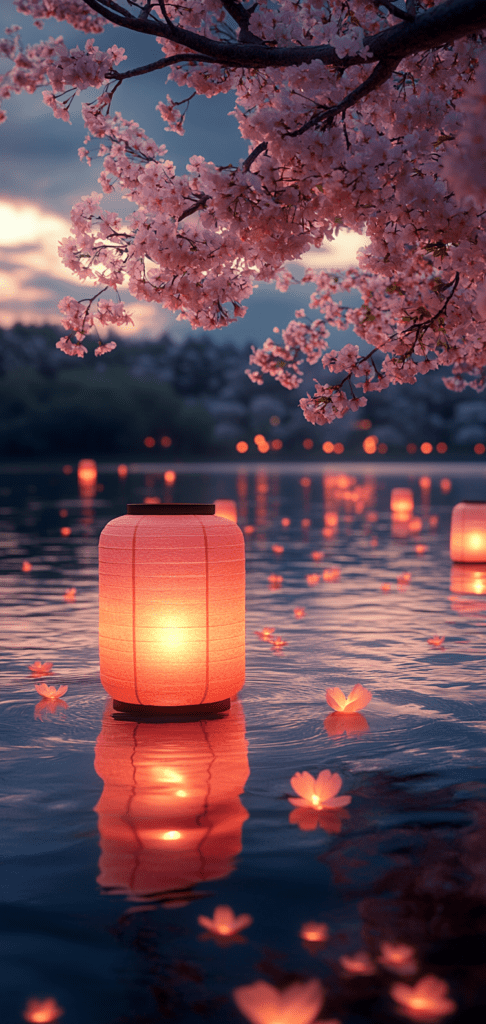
1, 1, 486, 409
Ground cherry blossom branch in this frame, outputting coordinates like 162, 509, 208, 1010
106, 53, 220, 81
80, 0, 486, 69
287, 57, 401, 137
243, 141, 267, 171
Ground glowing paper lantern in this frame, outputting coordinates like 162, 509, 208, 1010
99, 503, 245, 711
214, 499, 238, 523
390, 487, 414, 517
93, 700, 249, 904
450, 501, 486, 562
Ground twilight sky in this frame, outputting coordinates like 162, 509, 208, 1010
0, 0, 364, 346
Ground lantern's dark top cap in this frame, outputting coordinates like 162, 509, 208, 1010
127, 503, 215, 515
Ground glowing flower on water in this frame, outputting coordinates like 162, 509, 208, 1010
294, 607, 306, 619
289, 770, 351, 811
63, 587, 77, 602
271, 636, 288, 649
322, 568, 340, 582
397, 572, 411, 588
377, 941, 418, 976
324, 712, 369, 738
233, 978, 325, 1024
198, 904, 253, 937
299, 921, 329, 943
381, 583, 391, 591
325, 683, 372, 714
390, 975, 456, 1022
340, 951, 376, 976
22, 561, 32, 572
22, 996, 64, 1022
34, 683, 68, 699
306, 573, 320, 586
29, 661, 53, 676
427, 636, 445, 647
311, 551, 324, 561
272, 544, 285, 554
268, 574, 283, 589
255, 627, 275, 642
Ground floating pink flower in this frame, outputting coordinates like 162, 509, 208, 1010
268, 574, 283, 589
255, 627, 275, 642
22, 560, 32, 572
294, 607, 306, 618
427, 636, 445, 647
322, 567, 340, 582
324, 712, 369, 737
63, 587, 77, 602
289, 769, 351, 810
377, 941, 418, 976
198, 904, 253, 937
34, 683, 68, 699
340, 951, 376, 976
306, 573, 320, 586
390, 975, 456, 1022
271, 636, 288, 649
29, 661, 53, 676
233, 978, 326, 1024
325, 683, 372, 714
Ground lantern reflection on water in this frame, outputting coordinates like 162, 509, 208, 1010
450, 563, 486, 596
93, 701, 249, 904
77, 458, 97, 498
450, 501, 486, 563
98, 504, 245, 711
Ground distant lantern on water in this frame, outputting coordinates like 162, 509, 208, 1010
98, 503, 245, 712
450, 501, 486, 563
390, 487, 414, 518
77, 458, 97, 498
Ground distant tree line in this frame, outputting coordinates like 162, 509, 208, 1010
0, 323, 485, 458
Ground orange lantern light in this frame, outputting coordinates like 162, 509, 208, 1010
93, 700, 249, 904
214, 499, 238, 523
390, 487, 414, 517
450, 501, 486, 562
98, 503, 245, 712
77, 458, 97, 498
450, 563, 486, 595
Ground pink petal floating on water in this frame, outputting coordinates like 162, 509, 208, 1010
427, 636, 445, 647
289, 769, 351, 810
198, 905, 253, 937
390, 975, 456, 1022
34, 683, 68, 699
233, 978, 325, 1024
325, 683, 372, 714
29, 661, 53, 676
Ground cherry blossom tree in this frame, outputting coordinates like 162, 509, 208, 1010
1, 1, 486, 422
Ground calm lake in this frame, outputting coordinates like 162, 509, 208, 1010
1, 461, 486, 1024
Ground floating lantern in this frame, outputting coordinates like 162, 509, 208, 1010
93, 700, 249, 904
390, 488, 414, 518
214, 499, 238, 523
77, 458, 97, 498
98, 503, 245, 712
450, 501, 486, 562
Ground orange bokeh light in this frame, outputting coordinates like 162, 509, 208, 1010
363, 435, 378, 454
271, 438, 283, 450
22, 560, 32, 572
59, 508, 68, 518
236, 441, 249, 453
60, 526, 71, 536
334, 442, 345, 454
406, 443, 418, 454
322, 441, 334, 454
22, 997, 64, 1022
302, 438, 314, 450
474, 442, 486, 455
272, 543, 284, 554
378, 442, 388, 454
160, 435, 172, 448
299, 921, 329, 943
117, 463, 128, 479
164, 470, 176, 485
390, 487, 414, 517
299, 476, 312, 488
420, 442, 433, 454
281, 517, 291, 527
440, 478, 452, 493
253, 434, 266, 445
301, 518, 311, 528
436, 442, 448, 454
143, 436, 156, 448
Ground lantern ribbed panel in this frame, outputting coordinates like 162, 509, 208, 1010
93, 701, 249, 900
99, 513, 245, 705
450, 502, 486, 562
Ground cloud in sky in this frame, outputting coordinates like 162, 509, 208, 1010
0, 1, 365, 345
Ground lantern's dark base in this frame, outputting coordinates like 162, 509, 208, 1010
112, 697, 230, 717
